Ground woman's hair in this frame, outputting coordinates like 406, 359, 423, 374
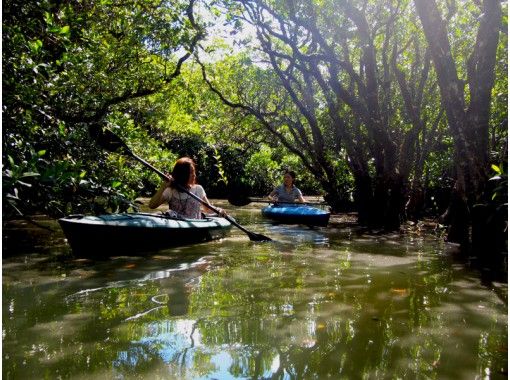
171, 157, 196, 189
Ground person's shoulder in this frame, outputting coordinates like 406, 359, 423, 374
162, 187, 174, 196
192, 184, 205, 193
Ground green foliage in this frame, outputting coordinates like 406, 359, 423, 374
490, 20, 508, 163
489, 164, 507, 204
244, 145, 280, 194
2, 0, 202, 218
2, 143, 139, 218
2, 0, 507, 224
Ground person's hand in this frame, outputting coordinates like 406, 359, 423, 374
217, 207, 227, 217
162, 175, 173, 188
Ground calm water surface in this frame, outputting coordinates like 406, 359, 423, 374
2, 202, 507, 379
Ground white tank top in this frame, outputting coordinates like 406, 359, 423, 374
161, 184, 206, 219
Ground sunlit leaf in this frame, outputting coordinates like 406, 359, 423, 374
20, 172, 40, 178
59, 25, 70, 35
491, 164, 502, 174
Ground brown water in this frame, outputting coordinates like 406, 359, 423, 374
2, 201, 507, 379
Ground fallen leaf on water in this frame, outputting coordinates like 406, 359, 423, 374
391, 288, 408, 295
124, 264, 136, 269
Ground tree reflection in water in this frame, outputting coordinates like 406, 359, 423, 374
105, 238, 506, 379
2, 223, 507, 379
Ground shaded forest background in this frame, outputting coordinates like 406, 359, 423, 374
2, 0, 507, 272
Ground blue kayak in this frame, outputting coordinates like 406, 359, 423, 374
261, 204, 330, 226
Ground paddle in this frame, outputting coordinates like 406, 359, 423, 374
89, 125, 272, 242
228, 194, 328, 207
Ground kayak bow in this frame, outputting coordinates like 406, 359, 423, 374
261, 204, 330, 226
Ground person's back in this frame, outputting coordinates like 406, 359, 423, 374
164, 184, 205, 219
149, 157, 225, 219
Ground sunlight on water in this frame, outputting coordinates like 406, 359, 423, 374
2, 202, 508, 379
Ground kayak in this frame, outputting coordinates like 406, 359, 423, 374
261, 204, 330, 226
58, 213, 232, 256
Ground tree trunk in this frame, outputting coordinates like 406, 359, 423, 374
406, 179, 425, 221
351, 171, 373, 226
414, 0, 502, 250
371, 172, 404, 230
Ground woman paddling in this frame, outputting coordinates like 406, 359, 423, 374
149, 157, 226, 219
268, 170, 305, 203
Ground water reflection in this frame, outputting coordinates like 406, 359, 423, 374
2, 204, 508, 379
265, 223, 330, 246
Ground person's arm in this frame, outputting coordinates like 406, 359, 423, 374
148, 180, 171, 209
296, 189, 305, 203
268, 188, 278, 201
200, 193, 211, 213
198, 186, 227, 217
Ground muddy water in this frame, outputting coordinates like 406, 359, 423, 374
2, 201, 507, 379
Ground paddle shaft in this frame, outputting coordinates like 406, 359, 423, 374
128, 152, 260, 237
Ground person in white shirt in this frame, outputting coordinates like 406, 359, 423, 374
149, 157, 226, 219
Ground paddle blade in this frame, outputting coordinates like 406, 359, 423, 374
248, 232, 272, 242
227, 183, 254, 206
89, 124, 132, 155
228, 194, 251, 207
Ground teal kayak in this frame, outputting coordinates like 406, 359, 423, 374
59, 213, 232, 257
261, 204, 330, 226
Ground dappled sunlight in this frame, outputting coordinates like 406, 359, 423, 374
3, 208, 507, 379
3, 0, 507, 375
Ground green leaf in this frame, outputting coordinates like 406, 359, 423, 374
44, 11, 53, 25
58, 122, 66, 136
8, 155, 15, 168
491, 164, 502, 174
112, 181, 122, 188
20, 172, 40, 178
29, 39, 43, 53
60, 25, 70, 35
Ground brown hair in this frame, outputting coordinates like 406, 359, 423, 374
171, 157, 196, 190
285, 170, 296, 185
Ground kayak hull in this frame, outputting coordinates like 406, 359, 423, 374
261, 204, 330, 226
58, 213, 232, 257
